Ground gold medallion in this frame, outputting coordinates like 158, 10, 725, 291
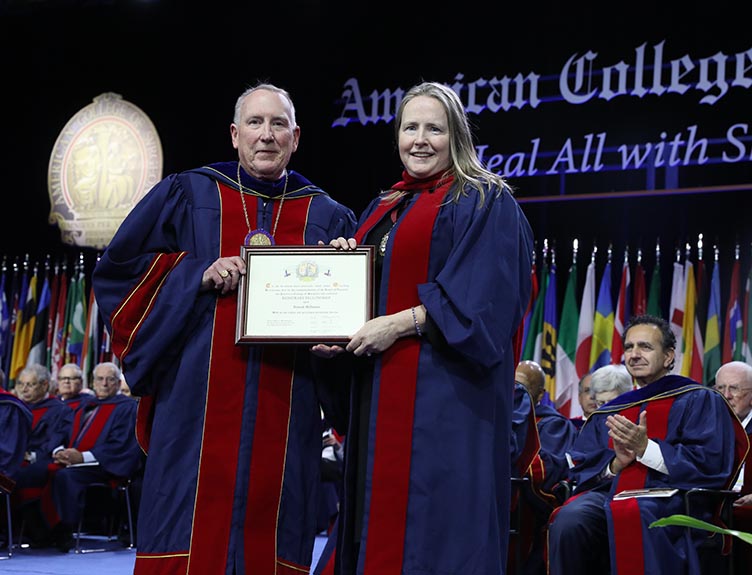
246, 230, 274, 246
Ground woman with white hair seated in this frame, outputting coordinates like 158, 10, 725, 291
590, 364, 634, 408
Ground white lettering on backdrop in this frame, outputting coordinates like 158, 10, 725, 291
332, 41, 752, 182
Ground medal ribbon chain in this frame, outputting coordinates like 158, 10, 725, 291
237, 162, 288, 241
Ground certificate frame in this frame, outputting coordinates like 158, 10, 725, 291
235, 245, 375, 344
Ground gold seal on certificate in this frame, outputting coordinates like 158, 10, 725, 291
235, 245, 375, 344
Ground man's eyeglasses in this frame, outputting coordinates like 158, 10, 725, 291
58, 376, 82, 383
714, 384, 752, 396
16, 380, 44, 389
93, 376, 120, 384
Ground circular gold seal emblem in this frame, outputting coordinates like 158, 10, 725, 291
47, 92, 163, 249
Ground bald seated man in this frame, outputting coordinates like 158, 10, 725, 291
515, 360, 546, 404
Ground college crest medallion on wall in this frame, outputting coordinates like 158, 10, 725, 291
47, 92, 163, 249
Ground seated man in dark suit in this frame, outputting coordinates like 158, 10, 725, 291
12, 363, 74, 545
547, 315, 748, 575
42, 361, 143, 552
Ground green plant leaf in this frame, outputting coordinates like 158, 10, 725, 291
649, 514, 752, 546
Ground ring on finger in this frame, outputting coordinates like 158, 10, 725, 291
219, 269, 230, 278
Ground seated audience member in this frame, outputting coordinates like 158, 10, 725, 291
589, 363, 634, 408
56, 363, 94, 411
715, 361, 752, 572
41, 361, 143, 552
1, 367, 33, 485
570, 372, 597, 431
516, 360, 546, 405
514, 362, 578, 485
15, 364, 73, 467
547, 315, 748, 575
12, 363, 74, 546
715, 360, 752, 441
514, 360, 578, 575
1, 367, 32, 548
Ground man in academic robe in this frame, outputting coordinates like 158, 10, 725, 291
11, 363, 74, 545
715, 361, 752, 572
13, 364, 73, 498
515, 360, 579, 498
92, 85, 356, 575
56, 362, 95, 412
42, 361, 142, 551
547, 315, 748, 575
513, 362, 578, 575
0, 367, 32, 488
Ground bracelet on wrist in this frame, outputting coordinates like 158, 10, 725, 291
411, 306, 423, 337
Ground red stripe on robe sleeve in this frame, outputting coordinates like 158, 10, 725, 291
110, 252, 187, 361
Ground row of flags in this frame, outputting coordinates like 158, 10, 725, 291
4, 238, 751, 406
519, 239, 752, 419
0, 252, 113, 389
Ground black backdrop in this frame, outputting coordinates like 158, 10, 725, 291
1, 0, 750, 314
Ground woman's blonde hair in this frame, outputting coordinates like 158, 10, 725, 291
387, 81, 512, 207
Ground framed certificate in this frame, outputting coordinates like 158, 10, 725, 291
235, 245, 375, 344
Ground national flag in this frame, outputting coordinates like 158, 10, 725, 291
515, 259, 538, 365
632, 256, 647, 317
690, 251, 706, 383
65, 267, 87, 365
704, 258, 722, 386
668, 258, 685, 373
50, 262, 69, 377
520, 260, 539, 356
555, 259, 579, 417
1, 261, 22, 377
723, 256, 742, 363
26, 269, 51, 367
695, 252, 708, 339
647, 256, 662, 318
80, 287, 100, 386
0, 264, 11, 384
522, 258, 549, 365
576, 256, 596, 378
540, 261, 557, 407
590, 260, 614, 370
100, 325, 113, 364
680, 257, 703, 381
45, 262, 61, 374
10, 265, 38, 380
611, 253, 630, 364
